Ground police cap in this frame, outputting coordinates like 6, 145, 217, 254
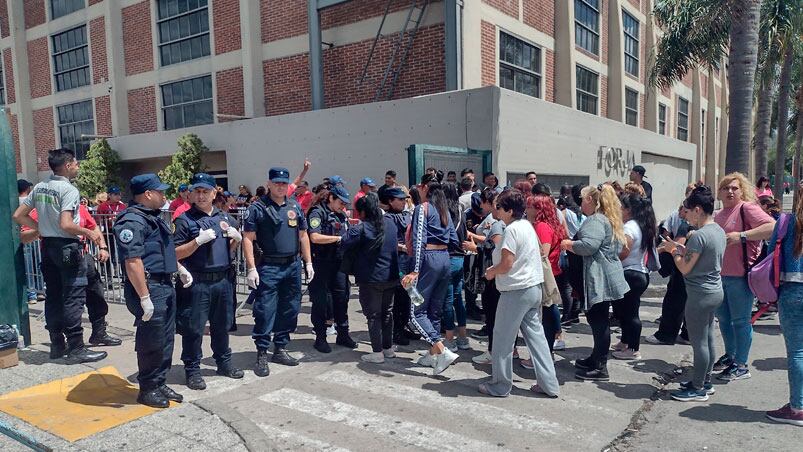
190, 173, 217, 191
330, 185, 350, 203
130, 174, 170, 195
269, 167, 291, 183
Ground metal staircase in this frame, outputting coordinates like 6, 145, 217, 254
358, 0, 430, 102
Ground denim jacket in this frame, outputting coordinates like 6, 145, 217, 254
770, 214, 803, 283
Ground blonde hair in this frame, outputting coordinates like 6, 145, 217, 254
400, 185, 414, 210
94, 192, 108, 205
623, 182, 645, 197
582, 185, 626, 244
718, 172, 756, 202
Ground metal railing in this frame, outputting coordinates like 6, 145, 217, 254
23, 210, 280, 305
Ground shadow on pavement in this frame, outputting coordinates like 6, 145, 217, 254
751, 356, 787, 372
678, 403, 770, 424
592, 381, 659, 400
753, 324, 781, 336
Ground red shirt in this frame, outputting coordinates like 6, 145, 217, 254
294, 191, 313, 212
169, 197, 189, 212
96, 200, 126, 217
172, 202, 191, 221
534, 221, 562, 276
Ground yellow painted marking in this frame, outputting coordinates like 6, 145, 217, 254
0, 366, 174, 442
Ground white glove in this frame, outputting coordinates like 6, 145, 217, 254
305, 262, 315, 281
247, 267, 259, 289
177, 265, 193, 288
140, 295, 154, 322
195, 228, 217, 246
226, 226, 242, 243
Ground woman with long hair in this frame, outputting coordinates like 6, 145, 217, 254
662, 186, 726, 401
764, 191, 803, 424
341, 193, 400, 363
525, 194, 568, 357
561, 185, 629, 381
712, 173, 775, 381
755, 176, 773, 198
479, 189, 560, 397
442, 182, 471, 351
758, 195, 781, 220
612, 194, 657, 360
402, 181, 460, 374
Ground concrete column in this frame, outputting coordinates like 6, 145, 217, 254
308, 2, 324, 110
690, 68, 702, 181
7, 0, 37, 180
105, 0, 129, 136
643, 0, 657, 132
704, 68, 717, 188
241, 0, 265, 117
606, 0, 624, 122
718, 59, 729, 180
444, 0, 462, 91
553, 0, 576, 108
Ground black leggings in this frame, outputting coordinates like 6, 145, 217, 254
587, 300, 612, 368
614, 270, 649, 351
482, 280, 500, 352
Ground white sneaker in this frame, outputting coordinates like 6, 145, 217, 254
383, 347, 396, 359
472, 351, 492, 365
433, 349, 459, 375
361, 352, 385, 363
417, 352, 435, 367
611, 341, 627, 352
326, 325, 336, 336
456, 337, 471, 350
553, 339, 566, 351
444, 340, 458, 353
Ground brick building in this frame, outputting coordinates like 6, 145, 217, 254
2, 0, 725, 188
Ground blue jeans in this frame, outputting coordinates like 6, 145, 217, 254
779, 283, 803, 409
443, 256, 466, 331
717, 276, 754, 365
252, 261, 302, 351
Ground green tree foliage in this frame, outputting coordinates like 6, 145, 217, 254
158, 134, 207, 198
75, 139, 122, 200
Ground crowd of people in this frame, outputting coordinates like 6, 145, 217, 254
9, 147, 802, 427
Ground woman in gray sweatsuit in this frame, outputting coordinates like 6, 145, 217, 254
561, 184, 629, 381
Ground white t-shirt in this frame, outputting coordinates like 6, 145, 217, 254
493, 219, 544, 291
621, 219, 647, 273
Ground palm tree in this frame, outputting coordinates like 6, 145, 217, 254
753, 4, 782, 179
651, 0, 763, 176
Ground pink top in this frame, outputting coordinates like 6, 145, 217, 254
714, 201, 774, 277
755, 187, 773, 198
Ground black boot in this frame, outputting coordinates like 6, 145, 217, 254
575, 365, 610, 381
88, 319, 122, 346
254, 350, 271, 377
137, 388, 169, 408
271, 348, 300, 366
159, 385, 184, 402
335, 330, 357, 349
186, 374, 207, 390
216, 366, 244, 379
49, 333, 66, 360
64, 345, 107, 364
314, 335, 331, 353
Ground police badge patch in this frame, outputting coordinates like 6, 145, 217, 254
310, 217, 321, 229
287, 209, 298, 227
119, 229, 134, 244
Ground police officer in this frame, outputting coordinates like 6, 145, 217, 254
174, 173, 244, 390
307, 185, 357, 353
381, 187, 413, 346
114, 174, 193, 408
242, 167, 314, 377
12, 148, 107, 363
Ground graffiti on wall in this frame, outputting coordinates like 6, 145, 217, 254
597, 146, 636, 179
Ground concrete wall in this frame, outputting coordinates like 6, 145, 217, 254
109, 88, 496, 197
495, 89, 696, 219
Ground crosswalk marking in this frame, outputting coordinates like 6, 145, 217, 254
257, 423, 351, 452
259, 388, 508, 451
316, 370, 566, 435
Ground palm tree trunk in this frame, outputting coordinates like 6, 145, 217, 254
754, 78, 774, 178
794, 86, 803, 185
773, 44, 794, 196
725, 0, 762, 175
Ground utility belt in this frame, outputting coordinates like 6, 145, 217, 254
143, 272, 175, 285
41, 237, 84, 266
261, 255, 298, 266
190, 268, 234, 282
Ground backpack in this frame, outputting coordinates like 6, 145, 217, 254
747, 214, 790, 304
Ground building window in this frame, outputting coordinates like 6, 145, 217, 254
57, 100, 94, 160
499, 32, 541, 98
157, 0, 210, 66
658, 103, 667, 135
677, 97, 689, 141
575, 0, 600, 55
576, 65, 599, 115
625, 88, 638, 126
161, 75, 213, 130
52, 25, 90, 92
51, 0, 85, 20
622, 11, 640, 77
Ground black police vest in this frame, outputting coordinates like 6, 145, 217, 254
255, 197, 301, 257
179, 208, 233, 273
309, 204, 347, 261
119, 207, 178, 274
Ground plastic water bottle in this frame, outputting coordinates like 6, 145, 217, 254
400, 272, 425, 307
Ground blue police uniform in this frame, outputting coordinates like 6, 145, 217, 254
174, 201, 239, 379
307, 186, 353, 351
243, 178, 307, 354
385, 207, 412, 343
114, 178, 178, 393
